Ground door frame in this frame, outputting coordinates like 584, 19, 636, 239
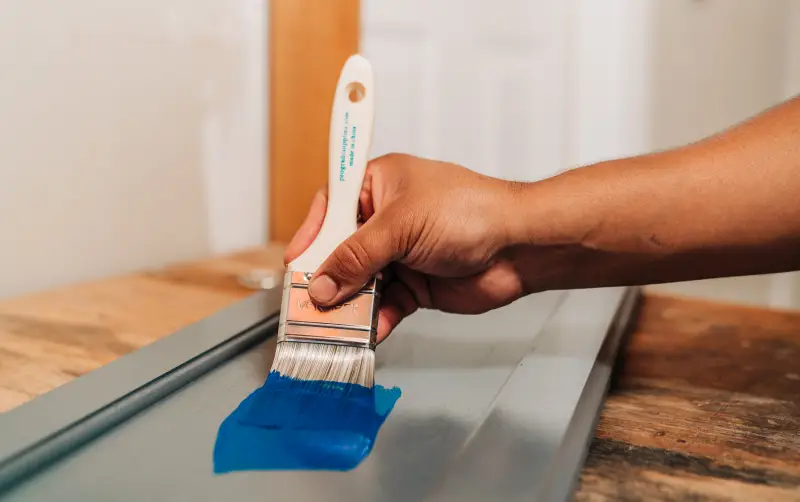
267, 0, 360, 244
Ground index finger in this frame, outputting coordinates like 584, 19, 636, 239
283, 187, 328, 265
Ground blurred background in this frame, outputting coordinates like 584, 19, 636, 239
1, 0, 799, 307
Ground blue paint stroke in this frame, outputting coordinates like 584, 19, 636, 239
213, 371, 401, 473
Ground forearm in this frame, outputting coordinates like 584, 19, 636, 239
513, 95, 800, 290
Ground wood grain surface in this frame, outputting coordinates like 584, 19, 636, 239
574, 293, 800, 501
0, 247, 284, 413
0, 248, 798, 499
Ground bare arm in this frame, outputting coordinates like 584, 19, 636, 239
512, 94, 800, 291
286, 95, 800, 340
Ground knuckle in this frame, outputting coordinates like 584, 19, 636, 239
368, 153, 409, 174
366, 156, 389, 175
332, 239, 372, 280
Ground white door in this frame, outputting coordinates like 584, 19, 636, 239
361, 0, 570, 182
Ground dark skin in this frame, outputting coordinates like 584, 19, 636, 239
285, 95, 800, 343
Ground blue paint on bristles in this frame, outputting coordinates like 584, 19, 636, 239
238, 372, 395, 434
212, 371, 401, 473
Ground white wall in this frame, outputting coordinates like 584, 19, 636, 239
2, 1, 797, 306
565, 0, 655, 167
0, 0, 267, 299
567, 0, 792, 165
786, 0, 800, 97
637, 0, 797, 308
361, 0, 570, 184
648, 0, 791, 151
772, 0, 800, 309
364, 0, 800, 309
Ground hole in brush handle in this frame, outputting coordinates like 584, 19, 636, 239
346, 81, 366, 103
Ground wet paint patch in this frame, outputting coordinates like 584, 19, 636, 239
213, 371, 401, 473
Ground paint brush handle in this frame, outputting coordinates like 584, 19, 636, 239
289, 55, 375, 273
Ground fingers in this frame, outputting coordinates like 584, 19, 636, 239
308, 210, 404, 306
376, 279, 419, 343
426, 262, 525, 314
283, 187, 327, 265
359, 164, 376, 220
290, 154, 410, 302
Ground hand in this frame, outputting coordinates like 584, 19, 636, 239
283, 96, 800, 343
283, 154, 536, 343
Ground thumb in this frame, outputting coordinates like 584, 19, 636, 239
308, 212, 403, 306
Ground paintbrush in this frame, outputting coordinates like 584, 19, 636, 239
270, 54, 378, 390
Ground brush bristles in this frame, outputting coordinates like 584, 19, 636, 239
271, 341, 375, 387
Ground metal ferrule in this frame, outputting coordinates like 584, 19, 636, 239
277, 271, 380, 350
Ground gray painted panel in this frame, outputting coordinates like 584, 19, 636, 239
0, 289, 281, 487
0, 287, 630, 501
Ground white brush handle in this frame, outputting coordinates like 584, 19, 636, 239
289, 55, 375, 273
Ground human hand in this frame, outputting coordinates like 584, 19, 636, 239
283, 153, 538, 343
285, 94, 800, 340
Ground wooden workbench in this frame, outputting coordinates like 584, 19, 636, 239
575, 293, 800, 501
0, 247, 285, 412
0, 247, 798, 500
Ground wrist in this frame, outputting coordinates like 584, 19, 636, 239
501, 168, 603, 249
496, 160, 646, 293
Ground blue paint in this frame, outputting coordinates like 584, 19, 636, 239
213, 371, 401, 473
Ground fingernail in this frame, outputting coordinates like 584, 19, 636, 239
309, 275, 338, 303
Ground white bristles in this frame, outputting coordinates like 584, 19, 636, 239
271, 341, 375, 388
